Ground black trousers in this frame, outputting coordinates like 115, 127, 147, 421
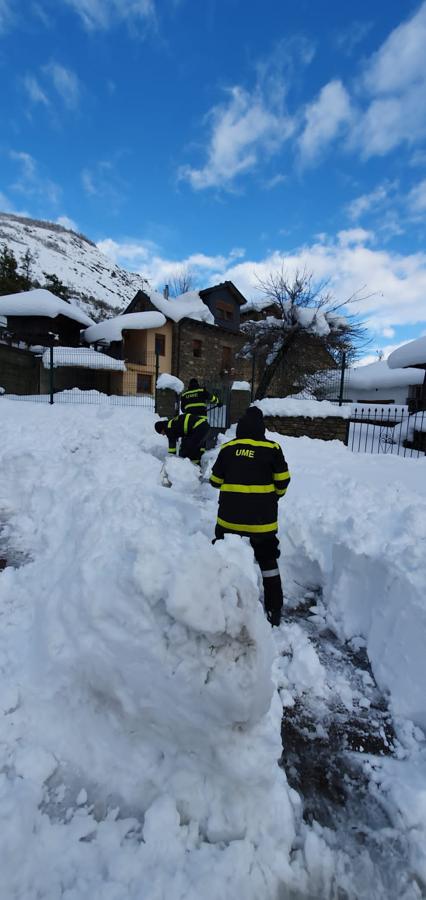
180, 423, 210, 463
214, 526, 283, 619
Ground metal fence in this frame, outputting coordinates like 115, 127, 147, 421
347, 405, 426, 458
0, 343, 160, 409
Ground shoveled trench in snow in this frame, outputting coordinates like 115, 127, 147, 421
0, 401, 425, 899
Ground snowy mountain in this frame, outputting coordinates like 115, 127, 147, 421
0, 213, 149, 321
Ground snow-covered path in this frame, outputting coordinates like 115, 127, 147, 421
0, 400, 425, 898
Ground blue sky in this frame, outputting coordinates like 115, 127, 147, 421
1, 0, 426, 361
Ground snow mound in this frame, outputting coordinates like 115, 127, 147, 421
0, 402, 295, 899
156, 373, 184, 393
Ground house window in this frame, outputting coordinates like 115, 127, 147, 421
137, 373, 152, 394
221, 346, 232, 370
155, 333, 166, 356
216, 301, 234, 322
193, 339, 202, 358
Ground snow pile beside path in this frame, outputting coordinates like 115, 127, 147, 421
0, 402, 295, 899
275, 433, 426, 730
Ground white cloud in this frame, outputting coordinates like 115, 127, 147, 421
335, 20, 373, 55
346, 181, 401, 221
98, 229, 426, 337
179, 85, 294, 191
56, 215, 79, 231
298, 80, 353, 164
0, 0, 13, 32
98, 237, 245, 287
81, 160, 126, 206
44, 62, 80, 110
23, 74, 50, 106
353, 3, 426, 157
407, 179, 426, 214
363, 3, 426, 96
337, 228, 373, 246
63, 0, 155, 30
9, 150, 61, 205
0, 191, 29, 217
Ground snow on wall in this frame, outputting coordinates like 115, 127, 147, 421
254, 397, 351, 419
156, 373, 184, 393
231, 381, 250, 391
0, 289, 94, 327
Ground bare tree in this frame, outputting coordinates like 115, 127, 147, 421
169, 266, 194, 297
240, 265, 369, 400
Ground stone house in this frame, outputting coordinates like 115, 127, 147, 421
104, 282, 250, 394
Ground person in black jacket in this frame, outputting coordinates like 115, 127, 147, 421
180, 378, 219, 417
210, 406, 290, 626
155, 412, 210, 464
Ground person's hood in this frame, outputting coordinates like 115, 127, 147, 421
236, 406, 265, 440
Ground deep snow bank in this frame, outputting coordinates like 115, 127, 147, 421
276, 433, 426, 730
0, 401, 295, 899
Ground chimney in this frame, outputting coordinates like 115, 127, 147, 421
163, 284, 169, 300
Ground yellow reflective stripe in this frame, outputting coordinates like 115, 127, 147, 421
223, 438, 280, 450
168, 448, 177, 454
193, 416, 208, 428
182, 389, 200, 396
275, 487, 288, 496
273, 471, 290, 482
220, 483, 275, 494
184, 414, 191, 434
217, 517, 278, 534
210, 473, 224, 485
184, 402, 206, 408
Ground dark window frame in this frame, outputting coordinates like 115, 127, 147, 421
136, 373, 152, 394
155, 333, 166, 356
193, 339, 203, 358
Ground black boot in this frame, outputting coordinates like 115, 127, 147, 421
262, 570, 283, 627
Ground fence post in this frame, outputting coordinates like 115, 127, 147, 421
251, 353, 256, 401
338, 351, 346, 407
154, 352, 160, 412
49, 343, 54, 405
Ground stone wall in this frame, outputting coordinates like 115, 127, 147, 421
156, 388, 179, 419
229, 388, 251, 424
263, 414, 349, 443
173, 319, 250, 386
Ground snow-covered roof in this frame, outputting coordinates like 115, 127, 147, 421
241, 298, 277, 315
349, 360, 424, 389
41, 347, 126, 371
0, 289, 94, 327
387, 337, 426, 370
84, 311, 166, 343
254, 397, 351, 419
144, 288, 215, 325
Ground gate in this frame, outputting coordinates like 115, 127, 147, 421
205, 383, 232, 447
